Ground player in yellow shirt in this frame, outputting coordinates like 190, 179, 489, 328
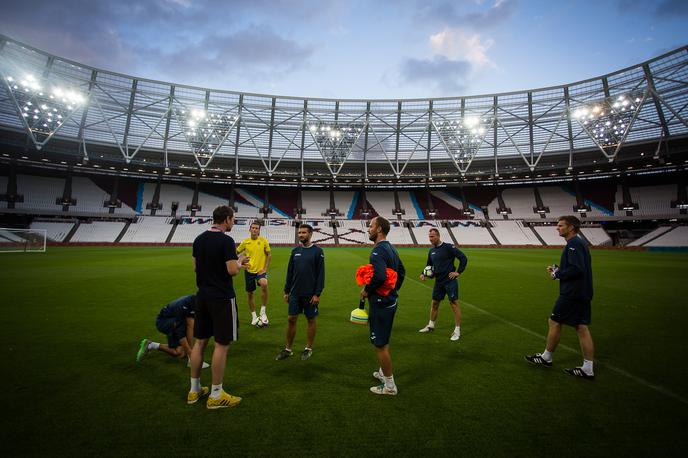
237, 222, 272, 326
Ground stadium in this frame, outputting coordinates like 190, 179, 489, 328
1, 11, 688, 458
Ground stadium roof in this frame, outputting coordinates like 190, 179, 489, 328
0, 34, 687, 185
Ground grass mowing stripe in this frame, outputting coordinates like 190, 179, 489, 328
407, 275, 688, 406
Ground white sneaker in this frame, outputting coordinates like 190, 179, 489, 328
370, 384, 398, 396
450, 331, 460, 341
251, 316, 259, 326
259, 314, 269, 326
372, 371, 385, 383
418, 326, 434, 333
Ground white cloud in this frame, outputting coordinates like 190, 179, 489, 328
429, 27, 495, 68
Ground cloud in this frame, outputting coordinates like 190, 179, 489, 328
418, 0, 517, 29
429, 28, 495, 68
399, 55, 471, 94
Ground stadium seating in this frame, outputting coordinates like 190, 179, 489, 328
29, 221, 75, 242
538, 186, 577, 217
337, 219, 370, 244
0, 175, 7, 209
450, 223, 497, 245
533, 225, 566, 246
365, 191, 397, 219
119, 216, 173, 243
629, 185, 680, 217
486, 188, 536, 220
333, 191, 356, 218
580, 227, 612, 246
70, 221, 126, 242
71, 177, 118, 214
158, 184, 194, 216
398, 191, 424, 219
301, 191, 330, 218
195, 191, 230, 217
490, 220, 542, 245
262, 220, 295, 245
169, 219, 211, 243
14, 174, 64, 212
303, 219, 336, 244
644, 226, 688, 247
627, 226, 674, 246
386, 223, 414, 245
411, 221, 453, 246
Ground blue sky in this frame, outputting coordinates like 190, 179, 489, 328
1, 0, 686, 99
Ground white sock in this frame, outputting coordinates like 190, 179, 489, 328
428, 320, 435, 328
149, 342, 160, 350
190, 377, 201, 392
251, 311, 258, 319
541, 350, 553, 362
454, 326, 461, 335
285, 347, 292, 352
304, 347, 312, 351
260, 305, 266, 316
384, 375, 396, 390
582, 359, 594, 375
210, 384, 223, 399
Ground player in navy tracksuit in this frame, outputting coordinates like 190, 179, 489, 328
526, 215, 596, 380
363, 216, 405, 396
418, 228, 468, 341
276, 224, 325, 361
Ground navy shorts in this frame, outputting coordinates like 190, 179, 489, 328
432, 279, 459, 302
288, 295, 319, 319
368, 297, 397, 347
551, 296, 591, 327
245, 271, 268, 292
194, 296, 239, 345
156, 316, 186, 348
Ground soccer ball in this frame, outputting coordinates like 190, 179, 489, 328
256, 317, 268, 328
423, 266, 434, 278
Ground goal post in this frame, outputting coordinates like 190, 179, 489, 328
0, 228, 47, 253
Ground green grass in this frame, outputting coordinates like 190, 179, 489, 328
2, 246, 688, 456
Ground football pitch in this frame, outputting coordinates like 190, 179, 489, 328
2, 246, 687, 456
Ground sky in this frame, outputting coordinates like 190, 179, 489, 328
0, 0, 686, 100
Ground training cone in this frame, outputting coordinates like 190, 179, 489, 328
350, 299, 368, 324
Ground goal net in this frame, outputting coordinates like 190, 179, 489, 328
0, 228, 47, 253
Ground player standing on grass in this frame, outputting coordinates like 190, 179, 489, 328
418, 228, 468, 341
275, 224, 325, 361
236, 222, 272, 326
525, 215, 596, 380
188, 205, 249, 409
364, 216, 405, 396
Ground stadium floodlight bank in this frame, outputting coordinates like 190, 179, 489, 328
0, 228, 47, 253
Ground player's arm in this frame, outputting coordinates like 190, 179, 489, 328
365, 252, 387, 294
192, 257, 197, 272
555, 247, 584, 280
396, 257, 406, 291
284, 251, 294, 300
225, 239, 246, 276
421, 251, 432, 280
260, 249, 271, 275
449, 247, 468, 279
311, 250, 325, 304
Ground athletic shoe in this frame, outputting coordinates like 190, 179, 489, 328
301, 348, 312, 360
206, 391, 242, 409
564, 367, 595, 380
370, 384, 398, 396
259, 314, 269, 326
450, 331, 460, 341
136, 339, 150, 362
186, 358, 210, 369
187, 386, 209, 405
251, 316, 259, 326
418, 326, 434, 333
524, 353, 553, 367
372, 371, 385, 384
275, 349, 293, 361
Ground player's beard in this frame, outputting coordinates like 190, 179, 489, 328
368, 231, 377, 242
300, 236, 311, 245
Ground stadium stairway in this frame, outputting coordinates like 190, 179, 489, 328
332, 224, 339, 245
165, 220, 179, 243
485, 224, 501, 246
63, 221, 80, 243
407, 225, 418, 245
445, 224, 459, 245
530, 226, 547, 245
114, 221, 131, 243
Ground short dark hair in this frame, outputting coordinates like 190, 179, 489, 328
299, 223, 313, 233
213, 205, 234, 224
250, 222, 261, 229
558, 215, 581, 233
375, 217, 390, 236
429, 228, 440, 235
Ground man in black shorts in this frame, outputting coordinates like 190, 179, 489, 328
363, 216, 405, 395
189, 205, 249, 409
525, 215, 596, 380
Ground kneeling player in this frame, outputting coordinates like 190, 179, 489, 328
136, 295, 208, 369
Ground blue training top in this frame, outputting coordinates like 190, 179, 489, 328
425, 242, 468, 284
157, 295, 196, 322
284, 244, 325, 297
365, 240, 406, 306
555, 235, 593, 302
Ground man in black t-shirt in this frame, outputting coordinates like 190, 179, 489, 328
188, 205, 249, 409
